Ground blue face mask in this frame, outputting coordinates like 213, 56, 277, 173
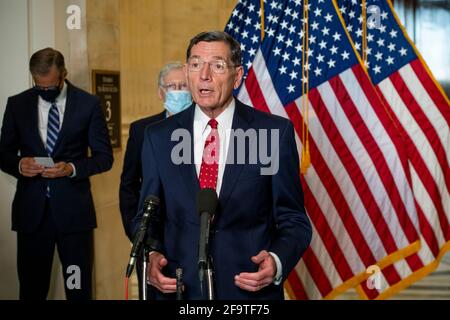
164, 90, 192, 114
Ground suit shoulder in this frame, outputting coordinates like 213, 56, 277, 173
144, 108, 184, 134
130, 112, 166, 131
68, 83, 99, 103
7, 88, 34, 104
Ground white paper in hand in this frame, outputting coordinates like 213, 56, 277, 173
34, 157, 55, 168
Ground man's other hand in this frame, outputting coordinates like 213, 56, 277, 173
147, 251, 177, 294
41, 162, 73, 178
234, 250, 277, 292
19, 157, 44, 177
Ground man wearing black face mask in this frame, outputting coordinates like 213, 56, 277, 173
0, 48, 113, 300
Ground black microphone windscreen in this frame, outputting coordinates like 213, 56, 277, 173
196, 188, 218, 216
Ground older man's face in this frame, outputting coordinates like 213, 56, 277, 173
186, 41, 243, 112
159, 68, 188, 101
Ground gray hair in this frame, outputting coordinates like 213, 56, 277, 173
186, 31, 242, 67
158, 61, 184, 87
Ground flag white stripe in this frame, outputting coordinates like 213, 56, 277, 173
309, 223, 344, 289
296, 259, 322, 300
317, 80, 412, 250
237, 83, 253, 107
410, 165, 446, 245
299, 87, 389, 260
378, 78, 450, 218
304, 164, 365, 274
339, 69, 419, 230
399, 64, 450, 164
252, 50, 289, 118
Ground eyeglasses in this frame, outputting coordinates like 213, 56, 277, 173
187, 58, 239, 74
33, 79, 61, 91
33, 85, 59, 91
161, 82, 188, 91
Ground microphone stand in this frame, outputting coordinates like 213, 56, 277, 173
206, 255, 214, 300
141, 246, 149, 300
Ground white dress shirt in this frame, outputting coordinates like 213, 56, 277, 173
193, 99, 235, 196
192, 99, 283, 285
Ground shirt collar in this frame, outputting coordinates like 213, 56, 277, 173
194, 98, 236, 133
56, 81, 68, 102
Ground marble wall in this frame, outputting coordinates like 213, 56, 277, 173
85, 0, 237, 299
119, 0, 237, 129
85, 0, 128, 300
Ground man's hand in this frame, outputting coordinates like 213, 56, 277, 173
41, 162, 73, 178
234, 250, 277, 292
20, 157, 44, 177
147, 252, 177, 294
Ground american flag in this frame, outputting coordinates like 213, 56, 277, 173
225, 0, 426, 299
338, 0, 450, 299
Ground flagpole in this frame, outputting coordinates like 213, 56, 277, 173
260, 0, 265, 40
301, 0, 311, 174
362, 0, 368, 66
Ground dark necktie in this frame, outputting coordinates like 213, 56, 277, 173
46, 101, 60, 155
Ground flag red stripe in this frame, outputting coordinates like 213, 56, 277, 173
284, 99, 377, 267
389, 71, 450, 192
351, 65, 412, 177
309, 85, 401, 255
405, 252, 424, 271
374, 84, 445, 251
415, 204, 440, 257
331, 74, 420, 245
349, 66, 440, 297
287, 269, 309, 300
302, 247, 333, 297
244, 67, 271, 113
410, 59, 450, 126
299, 172, 355, 282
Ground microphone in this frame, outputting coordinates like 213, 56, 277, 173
196, 188, 218, 293
126, 195, 160, 278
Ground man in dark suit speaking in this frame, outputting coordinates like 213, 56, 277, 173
134, 31, 312, 300
0, 48, 113, 299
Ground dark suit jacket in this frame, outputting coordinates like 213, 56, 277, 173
133, 99, 312, 300
0, 81, 113, 233
119, 111, 166, 240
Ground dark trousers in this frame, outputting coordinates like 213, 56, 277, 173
17, 200, 93, 300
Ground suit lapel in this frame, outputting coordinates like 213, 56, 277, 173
218, 100, 252, 208
27, 91, 48, 155
176, 105, 200, 202
52, 82, 76, 155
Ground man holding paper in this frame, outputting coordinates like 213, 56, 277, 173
0, 48, 113, 299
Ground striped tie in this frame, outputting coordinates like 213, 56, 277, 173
46, 102, 60, 155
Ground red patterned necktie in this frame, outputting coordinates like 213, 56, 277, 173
199, 119, 220, 190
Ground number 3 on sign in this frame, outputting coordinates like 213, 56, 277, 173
105, 101, 112, 121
